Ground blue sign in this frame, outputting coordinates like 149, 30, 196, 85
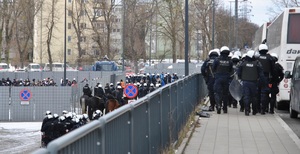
124, 84, 138, 99
19, 88, 32, 101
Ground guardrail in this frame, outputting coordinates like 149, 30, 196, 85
32, 73, 207, 154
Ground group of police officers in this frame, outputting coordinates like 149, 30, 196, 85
201, 44, 284, 116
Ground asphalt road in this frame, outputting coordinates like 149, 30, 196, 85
275, 108, 300, 139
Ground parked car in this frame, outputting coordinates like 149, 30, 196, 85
44, 63, 77, 71
0, 63, 10, 72
285, 56, 300, 118
25, 63, 43, 72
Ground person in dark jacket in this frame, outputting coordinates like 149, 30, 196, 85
269, 53, 284, 114
201, 49, 220, 111
237, 50, 267, 116
212, 46, 233, 114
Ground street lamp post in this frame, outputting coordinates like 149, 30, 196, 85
185, 0, 189, 76
63, 0, 67, 86
212, 0, 215, 49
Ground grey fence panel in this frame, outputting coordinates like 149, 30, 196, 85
9, 87, 72, 121
0, 72, 16, 80
15, 72, 29, 80
28, 72, 43, 82
131, 102, 149, 154
148, 94, 162, 153
105, 111, 131, 154
170, 84, 178, 142
10, 87, 35, 121
77, 72, 90, 82
177, 81, 185, 131
161, 87, 171, 149
0, 87, 10, 121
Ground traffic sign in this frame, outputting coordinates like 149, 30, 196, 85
19, 88, 32, 101
124, 84, 138, 99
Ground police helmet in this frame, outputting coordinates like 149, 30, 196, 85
137, 82, 141, 86
246, 50, 255, 58
98, 84, 102, 88
47, 115, 53, 119
150, 83, 154, 87
45, 110, 51, 115
59, 116, 66, 121
234, 51, 242, 58
208, 49, 220, 57
133, 83, 137, 86
143, 83, 147, 86
258, 44, 268, 52
53, 113, 59, 118
231, 54, 239, 60
83, 114, 89, 119
117, 85, 122, 89
62, 110, 68, 115
270, 53, 278, 61
229, 52, 233, 58
110, 83, 114, 86
220, 46, 230, 55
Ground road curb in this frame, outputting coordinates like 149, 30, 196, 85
274, 112, 300, 150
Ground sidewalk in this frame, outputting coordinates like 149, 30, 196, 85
177, 107, 300, 154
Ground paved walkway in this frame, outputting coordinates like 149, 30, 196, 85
177, 107, 300, 154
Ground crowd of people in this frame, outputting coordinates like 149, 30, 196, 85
40, 109, 104, 147
201, 44, 284, 116
0, 77, 79, 86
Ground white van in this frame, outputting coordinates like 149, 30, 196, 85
43, 63, 77, 72
0, 63, 10, 72
285, 56, 300, 118
25, 63, 42, 72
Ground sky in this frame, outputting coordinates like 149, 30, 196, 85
223, 0, 276, 26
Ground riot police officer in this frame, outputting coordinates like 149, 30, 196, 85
83, 83, 92, 97
257, 44, 275, 114
201, 49, 220, 111
237, 50, 266, 116
269, 53, 284, 114
212, 46, 233, 114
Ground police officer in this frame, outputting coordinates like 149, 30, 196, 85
41, 114, 55, 147
201, 49, 220, 111
269, 53, 284, 114
212, 46, 233, 114
237, 50, 266, 116
83, 83, 92, 97
113, 85, 124, 106
257, 44, 275, 114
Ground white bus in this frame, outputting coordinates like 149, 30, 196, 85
252, 22, 270, 51
267, 8, 300, 109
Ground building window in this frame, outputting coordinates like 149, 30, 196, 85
68, 23, 71, 29
80, 36, 86, 42
68, 10, 72, 16
80, 23, 86, 29
68, 0, 72, 3
68, 36, 71, 42
117, 29, 120, 32
68, 49, 71, 55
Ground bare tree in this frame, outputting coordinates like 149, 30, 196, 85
84, 0, 118, 61
194, 0, 214, 59
123, 0, 155, 73
70, 0, 86, 66
44, 0, 59, 71
269, 0, 300, 20
156, 0, 183, 63
12, 0, 43, 68
0, 0, 17, 64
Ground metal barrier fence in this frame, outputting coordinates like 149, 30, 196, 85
32, 73, 208, 154
0, 73, 125, 122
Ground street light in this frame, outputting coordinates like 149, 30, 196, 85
185, 0, 189, 76
63, 0, 67, 86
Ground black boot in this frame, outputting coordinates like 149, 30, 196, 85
217, 105, 221, 114
245, 110, 249, 116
